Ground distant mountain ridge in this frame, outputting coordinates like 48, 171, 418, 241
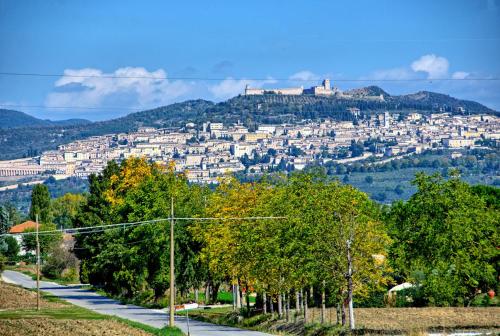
0, 87, 497, 160
0, 109, 91, 129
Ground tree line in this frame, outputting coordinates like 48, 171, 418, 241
1, 157, 498, 328
66, 157, 498, 323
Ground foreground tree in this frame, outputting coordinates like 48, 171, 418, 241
29, 184, 52, 224
74, 158, 207, 301
387, 173, 499, 306
51, 193, 86, 229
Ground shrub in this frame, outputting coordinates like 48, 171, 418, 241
4, 236, 20, 261
42, 245, 79, 280
0, 254, 6, 272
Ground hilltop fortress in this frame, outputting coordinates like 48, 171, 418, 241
245, 79, 384, 101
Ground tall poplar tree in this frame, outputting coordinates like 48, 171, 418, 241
29, 184, 52, 224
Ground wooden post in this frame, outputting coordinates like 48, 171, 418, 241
35, 214, 40, 311
169, 197, 175, 327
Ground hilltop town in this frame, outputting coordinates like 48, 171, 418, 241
0, 109, 498, 185
245, 78, 385, 101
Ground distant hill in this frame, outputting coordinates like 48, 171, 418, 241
0, 88, 497, 160
345, 85, 390, 97
0, 109, 91, 129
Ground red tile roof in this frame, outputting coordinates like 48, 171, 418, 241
9, 221, 40, 234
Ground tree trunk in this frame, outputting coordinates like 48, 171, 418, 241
285, 292, 290, 322
211, 282, 220, 305
270, 294, 275, 318
341, 298, 347, 326
236, 283, 241, 309
239, 286, 243, 310
246, 285, 250, 315
299, 288, 304, 312
304, 288, 308, 323
195, 288, 199, 303
347, 239, 355, 330
263, 291, 267, 314
277, 292, 283, 319
295, 290, 300, 313
232, 284, 237, 311
321, 280, 326, 324
205, 281, 210, 305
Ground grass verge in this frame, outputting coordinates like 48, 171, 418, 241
0, 279, 184, 336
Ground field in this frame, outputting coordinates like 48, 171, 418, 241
308, 307, 500, 331
181, 306, 500, 335
0, 281, 184, 336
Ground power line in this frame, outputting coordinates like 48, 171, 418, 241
0, 104, 141, 111
0, 71, 499, 82
0, 216, 286, 237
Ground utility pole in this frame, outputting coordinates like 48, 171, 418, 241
169, 197, 175, 327
35, 214, 40, 311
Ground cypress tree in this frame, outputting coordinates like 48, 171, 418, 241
29, 184, 52, 224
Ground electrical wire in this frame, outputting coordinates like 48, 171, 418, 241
0, 71, 498, 82
0, 216, 287, 237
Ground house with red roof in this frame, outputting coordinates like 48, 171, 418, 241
9, 220, 40, 255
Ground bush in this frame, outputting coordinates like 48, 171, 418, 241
240, 312, 272, 327
41, 246, 79, 280
392, 287, 426, 307
0, 254, 6, 272
4, 236, 20, 261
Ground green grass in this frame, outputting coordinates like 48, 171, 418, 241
112, 316, 184, 336
184, 290, 255, 304
0, 285, 185, 336
0, 308, 184, 335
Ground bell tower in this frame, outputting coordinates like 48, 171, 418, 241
322, 79, 331, 90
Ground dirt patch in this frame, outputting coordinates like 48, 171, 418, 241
0, 281, 65, 310
307, 307, 500, 330
356, 307, 500, 330
0, 318, 152, 336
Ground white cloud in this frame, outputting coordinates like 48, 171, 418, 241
46, 67, 192, 110
289, 70, 318, 81
411, 54, 449, 79
451, 71, 470, 79
209, 77, 277, 100
362, 67, 414, 80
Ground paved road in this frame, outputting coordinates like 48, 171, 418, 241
2, 270, 271, 336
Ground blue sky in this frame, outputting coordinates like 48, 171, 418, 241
0, 0, 499, 120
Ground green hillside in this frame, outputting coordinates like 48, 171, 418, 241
0, 88, 496, 160
0, 109, 90, 129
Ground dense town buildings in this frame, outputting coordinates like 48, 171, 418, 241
0, 112, 498, 184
